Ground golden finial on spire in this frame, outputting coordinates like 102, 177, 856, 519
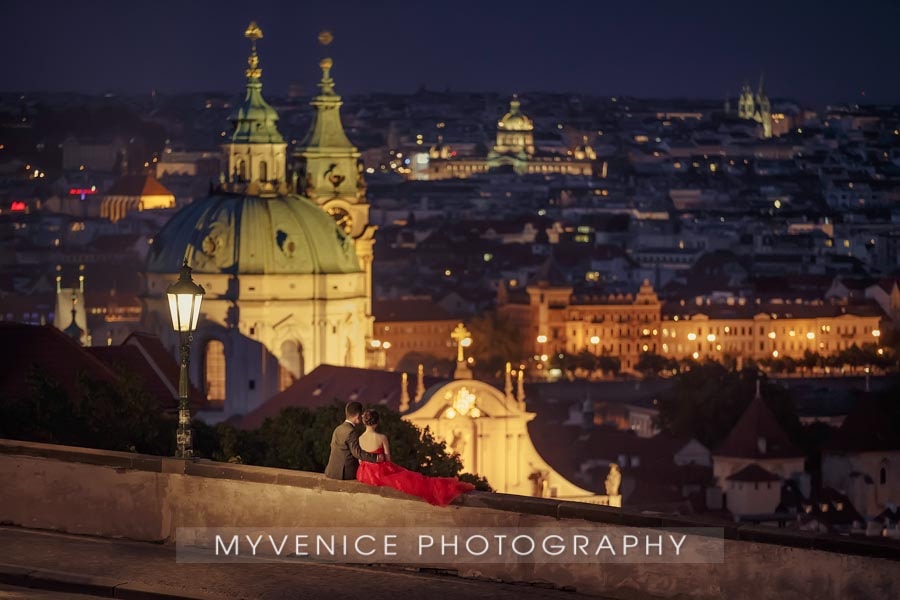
316, 31, 337, 95
245, 21, 263, 41
319, 57, 335, 95
244, 21, 263, 80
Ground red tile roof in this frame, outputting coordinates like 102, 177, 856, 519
714, 394, 803, 459
87, 331, 207, 411
726, 463, 780, 482
0, 323, 206, 413
0, 321, 117, 401
232, 364, 448, 430
104, 175, 173, 197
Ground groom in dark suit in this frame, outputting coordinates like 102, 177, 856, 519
325, 401, 383, 480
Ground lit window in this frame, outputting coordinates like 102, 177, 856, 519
204, 340, 226, 406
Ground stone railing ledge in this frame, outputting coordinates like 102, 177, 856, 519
0, 438, 164, 473
2, 439, 898, 563
459, 491, 560, 519
736, 523, 900, 561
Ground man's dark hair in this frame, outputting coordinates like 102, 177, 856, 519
345, 401, 363, 419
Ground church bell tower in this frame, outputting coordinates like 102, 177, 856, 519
223, 22, 287, 196
292, 37, 376, 315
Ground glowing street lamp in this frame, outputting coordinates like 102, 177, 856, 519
166, 260, 205, 459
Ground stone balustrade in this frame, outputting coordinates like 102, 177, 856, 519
1, 439, 897, 599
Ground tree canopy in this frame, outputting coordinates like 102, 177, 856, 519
655, 362, 801, 449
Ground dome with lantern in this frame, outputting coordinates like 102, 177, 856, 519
497, 95, 534, 131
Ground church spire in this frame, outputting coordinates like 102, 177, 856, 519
293, 34, 366, 203
63, 294, 84, 345
244, 21, 263, 82
229, 21, 283, 145
223, 21, 287, 195
297, 57, 356, 156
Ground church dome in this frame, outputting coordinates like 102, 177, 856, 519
429, 135, 452, 159
146, 193, 361, 275
498, 96, 533, 132
573, 136, 597, 160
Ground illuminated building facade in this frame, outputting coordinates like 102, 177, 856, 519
420, 96, 593, 180
499, 278, 886, 372
403, 332, 612, 504
371, 298, 458, 370
500, 279, 662, 372
100, 175, 175, 223
141, 24, 372, 421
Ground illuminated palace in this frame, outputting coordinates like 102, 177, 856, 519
418, 96, 594, 180
142, 24, 374, 421
499, 278, 885, 372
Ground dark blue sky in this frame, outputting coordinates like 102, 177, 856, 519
3, 0, 898, 105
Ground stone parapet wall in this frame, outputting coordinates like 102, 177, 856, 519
1, 439, 897, 599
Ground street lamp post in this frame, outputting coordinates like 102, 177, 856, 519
166, 260, 205, 459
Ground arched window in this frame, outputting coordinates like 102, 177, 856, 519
238, 160, 247, 181
259, 160, 268, 182
204, 340, 226, 406
279, 340, 304, 391
881, 460, 888, 485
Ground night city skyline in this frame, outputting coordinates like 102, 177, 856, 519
1, 3, 899, 598
3, 0, 900, 105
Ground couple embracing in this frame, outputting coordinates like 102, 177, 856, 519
324, 401, 474, 506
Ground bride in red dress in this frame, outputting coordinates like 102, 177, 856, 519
356, 409, 475, 506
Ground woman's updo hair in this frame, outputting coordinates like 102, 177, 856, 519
362, 409, 380, 427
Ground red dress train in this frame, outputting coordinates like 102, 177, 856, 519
356, 447, 475, 507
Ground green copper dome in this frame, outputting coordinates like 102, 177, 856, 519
145, 193, 361, 275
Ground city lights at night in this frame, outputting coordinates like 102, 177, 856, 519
0, 1, 898, 599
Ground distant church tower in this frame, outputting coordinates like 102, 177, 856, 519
223, 21, 288, 196
737, 82, 755, 120
54, 265, 89, 346
754, 74, 773, 139
737, 74, 772, 139
292, 42, 377, 320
